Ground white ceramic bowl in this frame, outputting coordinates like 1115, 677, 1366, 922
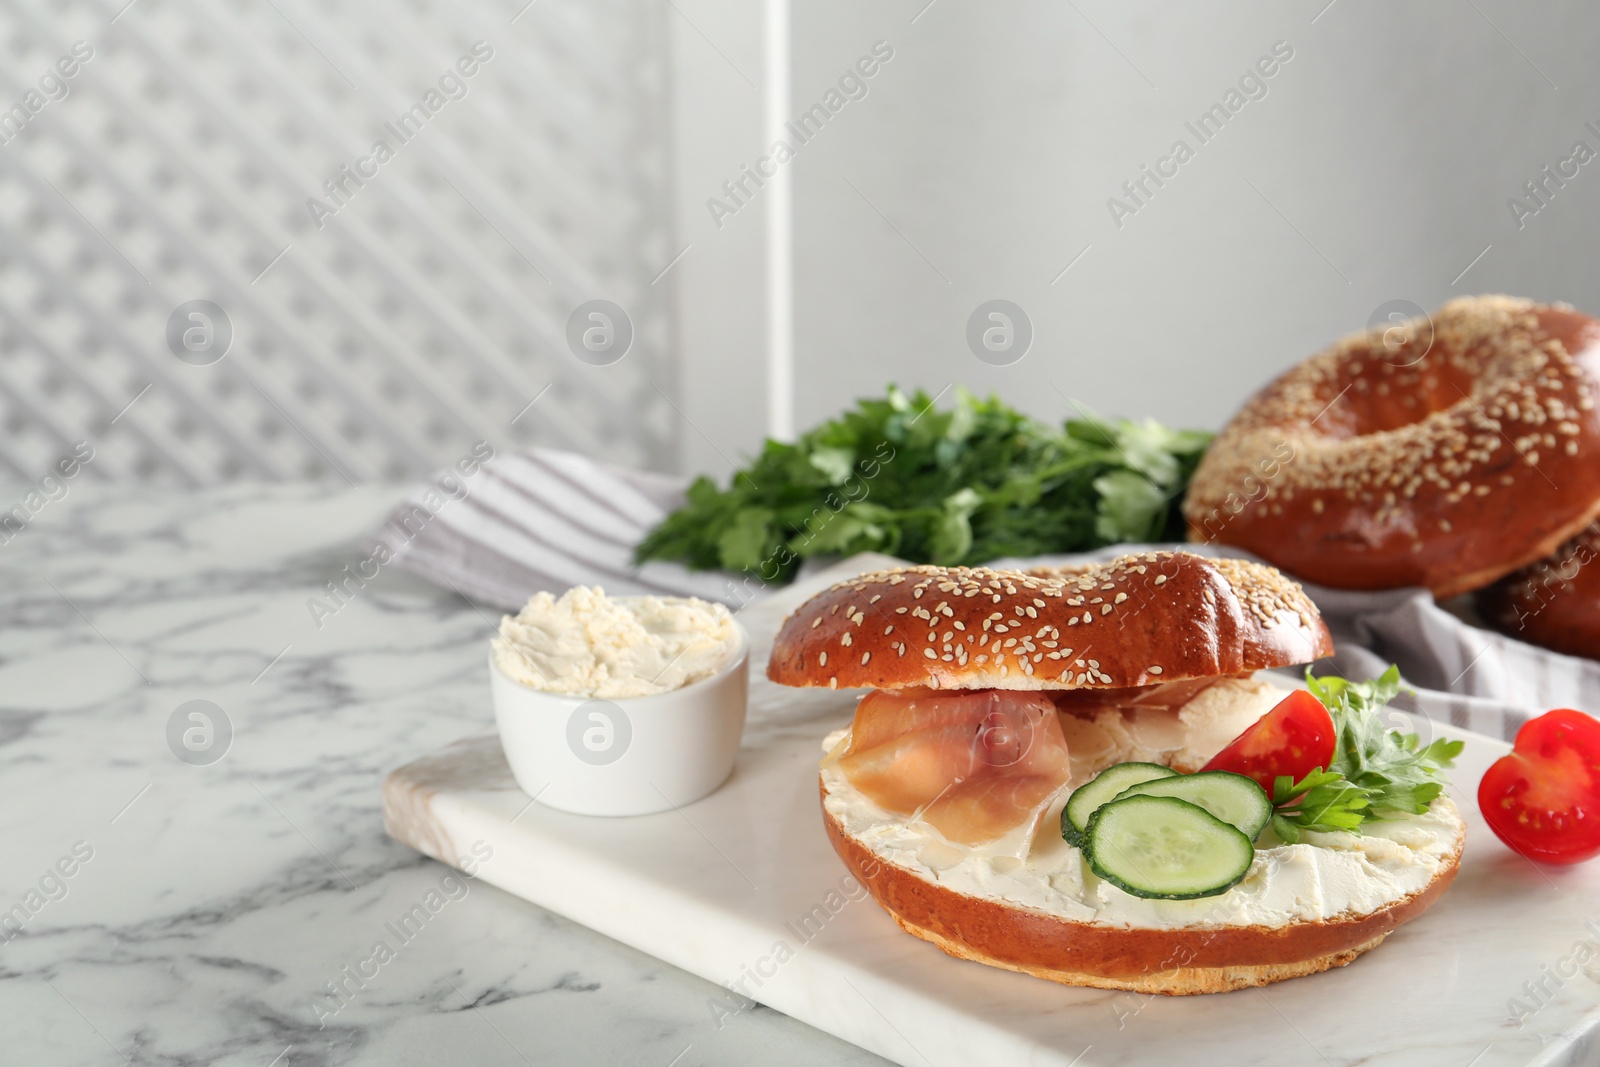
489, 624, 749, 816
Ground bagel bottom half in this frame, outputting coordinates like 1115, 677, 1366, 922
821, 778, 1463, 996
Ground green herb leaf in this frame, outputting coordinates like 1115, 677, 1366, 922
929, 487, 982, 564
807, 446, 855, 486
715, 507, 773, 572
1271, 769, 1370, 836
1092, 470, 1167, 543
797, 502, 897, 556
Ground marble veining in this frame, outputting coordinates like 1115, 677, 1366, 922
4, 483, 1599, 1067
0, 483, 885, 1066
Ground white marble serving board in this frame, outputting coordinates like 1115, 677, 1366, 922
383, 555, 1600, 1067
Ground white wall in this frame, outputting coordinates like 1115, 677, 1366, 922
0, 0, 682, 483
675, 0, 1600, 471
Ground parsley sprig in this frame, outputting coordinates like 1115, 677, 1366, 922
633, 386, 1212, 583
1270, 666, 1465, 843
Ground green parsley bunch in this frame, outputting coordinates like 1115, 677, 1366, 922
633, 386, 1212, 584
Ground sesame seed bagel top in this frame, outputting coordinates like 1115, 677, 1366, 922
1183, 295, 1600, 599
764, 553, 1332, 691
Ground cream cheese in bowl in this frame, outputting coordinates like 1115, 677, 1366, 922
493, 586, 740, 698
490, 588, 748, 816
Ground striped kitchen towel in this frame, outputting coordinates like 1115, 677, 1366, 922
373, 446, 1600, 734
367, 447, 742, 611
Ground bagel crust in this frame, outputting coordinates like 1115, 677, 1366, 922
822, 779, 1463, 995
766, 554, 1332, 691
1474, 521, 1600, 659
1184, 295, 1600, 599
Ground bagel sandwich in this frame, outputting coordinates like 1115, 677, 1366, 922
767, 554, 1465, 995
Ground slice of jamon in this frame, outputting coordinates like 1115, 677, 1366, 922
833, 688, 1071, 846
1049, 674, 1276, 780
1048, 675, 1228, 715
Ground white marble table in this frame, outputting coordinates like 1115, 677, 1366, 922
0, 483, 888, 1067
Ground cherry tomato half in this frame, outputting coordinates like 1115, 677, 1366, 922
1201, 689, 1337, 795
1478, 709, 1600, 866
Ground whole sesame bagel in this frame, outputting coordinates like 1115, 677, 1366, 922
1183, 295, 1600, 599
821, 778, 1465, 995
765, 553, 1332, 691
1473, 522, 1600, 660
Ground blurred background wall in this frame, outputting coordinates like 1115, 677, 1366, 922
775, 0, 1600, 462
0, 0, 676, 483
3, 0, 1598, 485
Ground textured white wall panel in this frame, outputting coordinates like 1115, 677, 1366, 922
0, 0, 678, 484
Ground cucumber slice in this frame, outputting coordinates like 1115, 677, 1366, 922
1086, 795, 1256, 900
1111, 770, 1272, 841
1061, 762, 1178, 847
